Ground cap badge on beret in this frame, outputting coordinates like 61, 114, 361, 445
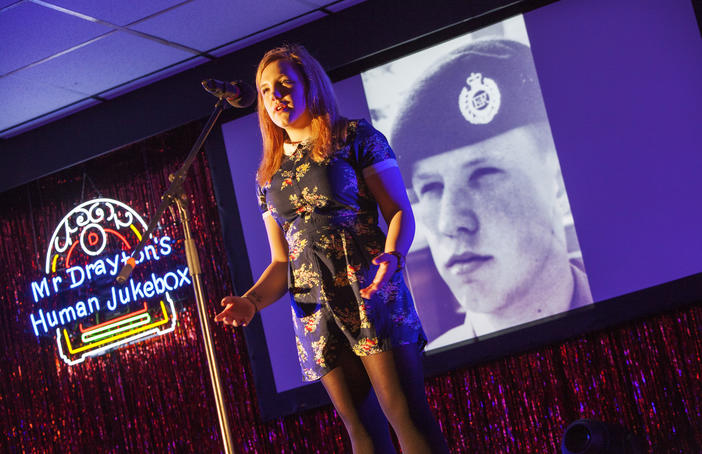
458, 72, 501, 125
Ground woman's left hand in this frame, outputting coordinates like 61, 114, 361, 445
360, 252, 399, 299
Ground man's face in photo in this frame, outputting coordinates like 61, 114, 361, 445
411, 124, 565, 315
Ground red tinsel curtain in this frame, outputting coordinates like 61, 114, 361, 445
1, 121, 700, 453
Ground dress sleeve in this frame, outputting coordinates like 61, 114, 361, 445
354, 119, 399, 178
256, 182, 271, 218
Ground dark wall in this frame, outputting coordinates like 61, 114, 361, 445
0, 0, 530, 194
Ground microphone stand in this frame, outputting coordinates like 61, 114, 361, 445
117, 97, 236, 454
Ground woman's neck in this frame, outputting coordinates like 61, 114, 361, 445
284, 122, 315, 143
285, 138, 305, 145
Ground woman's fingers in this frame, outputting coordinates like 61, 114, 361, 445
221, 295, 237, 306
215, 299, 242, 326
360, 258, 395, 298
215, 296, 255, 327
214, 303, 231, 321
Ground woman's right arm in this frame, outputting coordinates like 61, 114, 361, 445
215, 214, 289, 327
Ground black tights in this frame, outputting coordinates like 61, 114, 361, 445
320, 344, 450, 454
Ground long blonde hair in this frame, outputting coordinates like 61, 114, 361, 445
255, 44, 347, 185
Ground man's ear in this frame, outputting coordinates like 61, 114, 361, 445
541, 147, 570, 223
407, 187, 418, 205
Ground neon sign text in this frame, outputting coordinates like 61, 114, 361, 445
30, 265, 190, 336
30, 236, 173, 303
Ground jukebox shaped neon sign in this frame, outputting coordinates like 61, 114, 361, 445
28, 198, 191, 365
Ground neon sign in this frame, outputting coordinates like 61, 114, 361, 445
27, 198, 190, 365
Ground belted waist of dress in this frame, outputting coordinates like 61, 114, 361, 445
289, 211, 359, 233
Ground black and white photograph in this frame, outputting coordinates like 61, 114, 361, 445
361, 16, 593, 349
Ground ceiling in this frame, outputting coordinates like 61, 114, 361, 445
0, 0, 365, 138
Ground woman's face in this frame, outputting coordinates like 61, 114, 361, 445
259, 59, 312, 133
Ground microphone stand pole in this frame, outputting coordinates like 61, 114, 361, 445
119, 97, 236, 453
173, 186, 236, 454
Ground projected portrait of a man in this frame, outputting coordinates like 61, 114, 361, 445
387, 38, 593, 348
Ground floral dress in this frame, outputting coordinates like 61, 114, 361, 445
257, 119, 426, 381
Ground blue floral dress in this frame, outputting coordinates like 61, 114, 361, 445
257, 119, 426, 381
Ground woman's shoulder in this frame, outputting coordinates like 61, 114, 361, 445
345, 118, 385, 144
341, 118, 395, 166
348, 118, 373, 133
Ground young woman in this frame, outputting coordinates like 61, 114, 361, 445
215, 44, 449, 454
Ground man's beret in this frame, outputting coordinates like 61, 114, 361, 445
391, 39, 549, 180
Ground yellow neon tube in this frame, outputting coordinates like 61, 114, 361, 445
129, 224, 142, 241
63, 300, 169, 355
82, 314, 151, 343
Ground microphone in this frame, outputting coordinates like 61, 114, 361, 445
115, 257, 136, 285
201, 79, 256, 108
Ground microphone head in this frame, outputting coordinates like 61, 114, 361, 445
226, 81, 257, 108
201, 78, 219, 93
201, 79, 256, 108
